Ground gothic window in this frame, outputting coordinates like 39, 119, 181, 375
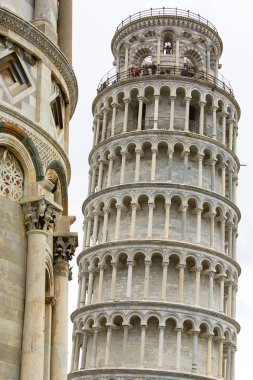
0, 52, 31, 97
0, 147, 24, 201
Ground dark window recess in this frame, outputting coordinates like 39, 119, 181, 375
51, 95, 63, 130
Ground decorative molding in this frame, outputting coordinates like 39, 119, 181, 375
53, 235, 78, 263
0, 7, 78, 117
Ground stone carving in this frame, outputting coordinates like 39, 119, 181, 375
0, 147, 23, 201
22, 199, 59, 231
53, 235, 78, 263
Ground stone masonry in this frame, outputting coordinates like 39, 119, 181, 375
69, 8, 240, 380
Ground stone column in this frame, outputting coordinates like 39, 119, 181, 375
208, 271, 215, 309
228, 222, 233, 257
91, 165, 97, 194
158, 326, 165, 368
124, 43, 130, 71
178, 264, 185, 303
58, 0, 73, 62
122, 326, 129, 367
137, 97, 144, 130
233, 126, 238, 155
176, 328, 182, 370
210, 159, 216, 191
144, 260, 151, 299
97, 265, 105, 303
101, 109, 109, 141
153, 95, 160, 129
221, 216, 226, 253
184, 97, 191, 131
102, 208, 110, 243
126, 261, 134, 298
156, 35, 161, 64
206, 335, 213, 376
210, 212, 216, 248
231, 346, 236, 380
97, 160, 104, 191
226, 344, 232, 380
181, 205, 188, 240
80, 273, 87, 307
80, 331, 88, 369
218, 339, 224, 378
130, 202, 137, 238
192, 331, 199, 372
199, 101, 206, 135
92, 211, 99, 246
219, 276, 225, 313
169, 97, 176, 130
228, 169, 233, 201
123, 98, 130, 132
161, 262, 169, 301
212, 106, 218, 139
232, 284, 237, 319
120, 151, 127, 185
110, 263, 117, 300
135, 149, 142, 181
86, 269, 94, 305
20, 198, 60, 380
194, 267, 201, 305
198, 154, 204, 187
73, 333, 80, 371
168, 150, 173, 181
85, 217, 91, 248
221, 164, 226, 196
228, 119, 234, 150
95, 116, 101, 145
115, 204, 122, 240
107, 155, 114, 187
70, 335, 76, 372
34, 0, 51, 22
91, 328, 98, 368
147, 202, 154, 238
151, 148, 157, 181
232, 227, 238, 261
196, 208, 202, 243
104, 326, 112, 367
139, 326, 146, 367
111, 103, 117, 137
183, 151, 189, 183
226, 280, 232, 317
76, 274, 82, 308
222, 113, 227, 145
164, 202, 171, 239
206, 50, 211, 75
51, 235, 78, 380
87, 170, 92, 196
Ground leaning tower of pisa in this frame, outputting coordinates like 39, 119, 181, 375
70, 8, 240, 380
0, 1, 78, 380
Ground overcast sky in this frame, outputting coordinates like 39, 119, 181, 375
69, 1, 253, 377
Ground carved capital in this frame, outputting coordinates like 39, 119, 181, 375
53, 259, 69, 278
21, 197, 61, 231
53, 234, 78, 263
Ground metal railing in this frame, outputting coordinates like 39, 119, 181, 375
97, 65, 234, 97
115, 8, 217, 33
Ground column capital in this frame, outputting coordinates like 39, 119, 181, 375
198, 100, 206, 107
123, 97, 131, 104
184, 96, 192, 102
21, 196, 62, 232
53, 234, 78, 263
145, 260, 152, 266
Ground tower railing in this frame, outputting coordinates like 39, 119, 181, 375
97, 65, 234, 97
115, 8, 218, 33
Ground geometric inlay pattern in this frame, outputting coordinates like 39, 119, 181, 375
0, 147, 23, 201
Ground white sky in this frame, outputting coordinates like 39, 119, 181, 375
69, 1, 253, 377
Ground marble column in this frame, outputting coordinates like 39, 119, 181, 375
228, 119, 234, 150
107, 155, 114, 187
147, 202, 154, 238
176, 328, 182, 370
130, 203, 137, 238
210, 159, 216, 191
80, 331, 88, 369
153, 95, 160, 129
51, 235, 78, 380
168, 151, 173, 181
111, 103, 117, 137
184, 97, 191, 131
102, 208, 110, 243
120, 151, 127, 185
212, 106, 218, 139
151, 148, 157, 181
144, 260, 151, 299
115, 205, 122, 240
139, 326, 146, 367
104, 326, 112, 367
122, 326, 129, 367
222, 113, 227, 145
135, 149, 142, 181
97, 265, 105, 303
218, 339, 224, 378
196, 208, 202, 243
101, 109, 109, 141
123, 98, 130, 132
178, 264, 185, 303
164, 202, 171, 239
169, 97, 176, 130
219, 276, 225, 313
208, 271, 215, 309
161, 262, 169, 301
58, 0, 72, 62
110, 263, 117, 300
206, 335, 213, 376
126, 261, 134, 298
97, 160, 104, 191
198, 154, 204, 187
86, 269, 94, 305
194, 267, 201, 305
91, 328, 98, 368
137, 97, 144, 130
80, 273, 87, 307
192, 331, 199, 372
158, 326, 165, 368
199, 101, 206, 135
20, 198, 60, 380
181, 205, 188, 240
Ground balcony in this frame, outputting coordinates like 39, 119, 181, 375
97, 65, 234, 98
